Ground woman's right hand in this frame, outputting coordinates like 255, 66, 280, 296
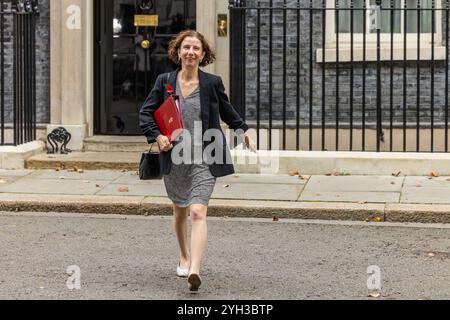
156, 135, 173, 152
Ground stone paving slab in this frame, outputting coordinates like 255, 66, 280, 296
0, 175, 24, 186
303, 175, 404, 192
217, 174, 309, 185
27, 169, 127, 181
0, 193, 145, 204
0, 169, 34, 177
107, 182, 305, 202
299, 191, 401, 203
29, 152, 142, 163
404, 176, 450, 188
212, 183, 303, 201
113, 172, 165, 185
96, 183, 168, 197
0, 178, 111, 195
97, 172, 307, 186
401, 187, 450, 204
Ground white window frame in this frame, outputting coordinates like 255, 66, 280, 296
317, 0, 446, 62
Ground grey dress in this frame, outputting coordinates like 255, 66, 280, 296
163, 81, 217, 208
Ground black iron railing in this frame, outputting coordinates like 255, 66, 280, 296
0, 0, 38, 146
230, 0, 450, 152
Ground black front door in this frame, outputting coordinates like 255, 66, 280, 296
94, 0, 196, 135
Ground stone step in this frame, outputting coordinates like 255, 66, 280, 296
25, 151, 144, 171
25, 148, 450, 176
83, 135, 151, 152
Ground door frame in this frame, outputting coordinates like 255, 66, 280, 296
94, 0, 113, 135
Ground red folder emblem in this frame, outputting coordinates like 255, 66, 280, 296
154, 95, 184, 142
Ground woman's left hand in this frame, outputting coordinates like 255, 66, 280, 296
242, 133, 257, 153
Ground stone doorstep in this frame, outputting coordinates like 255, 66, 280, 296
1, 194, 450, 223
23, 149, 450, 176
25, 151, 143, 171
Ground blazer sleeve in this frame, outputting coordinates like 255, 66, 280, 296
216, 77, 249, 133
139, 74, 165, 144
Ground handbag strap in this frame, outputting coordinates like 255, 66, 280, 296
149, 142, 160, 153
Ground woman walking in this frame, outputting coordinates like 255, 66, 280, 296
139, 30, 256, 292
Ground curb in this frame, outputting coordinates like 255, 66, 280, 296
1, 193, 450, 223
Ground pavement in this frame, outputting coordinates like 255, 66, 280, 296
1, 168, 450, 223
1, 212, 449, 300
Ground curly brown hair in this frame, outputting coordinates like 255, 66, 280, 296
167, 30, 216, 68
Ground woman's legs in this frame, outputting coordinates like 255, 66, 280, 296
173, 205, 190, 269
189, 204, 208, 275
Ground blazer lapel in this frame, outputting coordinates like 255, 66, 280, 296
199, 69, 210, 134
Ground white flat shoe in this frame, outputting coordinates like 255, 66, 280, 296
177, 263, 189, 278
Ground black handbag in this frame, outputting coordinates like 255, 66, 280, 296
139, 143, 163, 180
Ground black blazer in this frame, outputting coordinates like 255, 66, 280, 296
139, 68, 249, 178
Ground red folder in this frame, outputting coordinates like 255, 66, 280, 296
154, 95, 184, 143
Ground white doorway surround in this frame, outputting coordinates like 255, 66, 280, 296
49, 0, 93, 151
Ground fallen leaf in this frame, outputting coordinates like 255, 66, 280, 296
273, 216, 279, 222
96, 184, 101, 188
335, 172, 350, 176
372, 217, 382, 223
390, 182, 395, 185
430, 171, 439, 177
358, 201, 367, 204
392, 171, 401, 177
118, 187, 129, 193
325, 173, 333, 176
289, 171, 300, 176
299, 175, 307, 180
55, 168, 60, 172
368, 293, 381, 298
68, 166, 81, 173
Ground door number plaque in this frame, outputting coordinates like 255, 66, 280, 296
134, 15, 159, 27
